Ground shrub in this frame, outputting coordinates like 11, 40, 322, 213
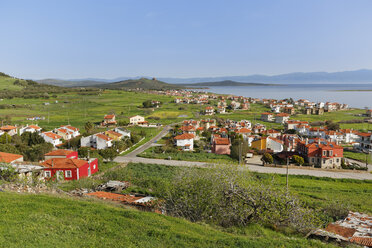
162, 166, 321, 233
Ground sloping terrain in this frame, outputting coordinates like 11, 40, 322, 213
0, 192, 334, 248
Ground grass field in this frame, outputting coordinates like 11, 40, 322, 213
344, 150, 372, 164
0, 84, 370, 132
139, 148, 238, 164
63, 163, 372, 214
0, 76, 24, 90
0, 192, 335, 248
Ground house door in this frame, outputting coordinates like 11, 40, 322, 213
57, 171, 64, 181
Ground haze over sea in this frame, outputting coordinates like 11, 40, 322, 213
202, 84, 372, 109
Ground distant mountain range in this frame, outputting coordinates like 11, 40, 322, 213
36, 69, 372, 87
178, 80, 277, 87
90, 77, 184, 90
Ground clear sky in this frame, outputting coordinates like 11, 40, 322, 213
1, 0, 372, 79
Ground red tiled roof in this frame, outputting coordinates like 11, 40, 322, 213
41, 158, 88, 169
214, 138, 230, 145
28, 125, 41, 130
43, 132, 62, 140
106, 130, 123, 137
350, 237, 372, 247
86, 191, 144, 205
0, 152, 23, 163
95, 133, 113, 141
236, 128, 252, 133
61, 125, 79, 131
174, 133, 194, 140
0, 125, 17, 131
45, 149, 75, 156
276, 113, 290, 117
104, 114, 115, 119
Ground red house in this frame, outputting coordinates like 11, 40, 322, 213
296, 138, 343, 169
212, 137, 231, 155
41, 158, 98, 181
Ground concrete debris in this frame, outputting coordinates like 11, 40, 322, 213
312, 211, 372, 247
96, 180, 130, 192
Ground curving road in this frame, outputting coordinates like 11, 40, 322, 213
114, 126, 372, 181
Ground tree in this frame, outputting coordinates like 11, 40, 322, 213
78, 147, 89, 158
0, 133, 12, 144
292, 155, 304, 166
163, 165, 321, 233
99, 148, 118, 161
117, 120, 129, 126
261, 153, 273, 165
84, 121, 93, 134
230, 138, 249, 162
142, 100, 153, 108
326, 121, 340, 131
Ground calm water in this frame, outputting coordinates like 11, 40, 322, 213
203, 84, 372, 108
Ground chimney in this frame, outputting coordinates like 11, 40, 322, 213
318, 139, 321, 145
305, 138, 308, 145
51, 159, 54, 168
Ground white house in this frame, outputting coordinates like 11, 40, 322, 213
41, 131, 62, 147
80, 133, 113, 150
261, 113, 274, 122
114, 127, 131, 138
266, 137, 284, 153
19, 124, 42, 135
205, 106, 214, 115
275, 113, 290, 124
130, 115, 145, 125
60, 125, 80, 138
174, 133, 194, 151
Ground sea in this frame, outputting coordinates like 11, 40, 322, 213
200, 84, 372, 109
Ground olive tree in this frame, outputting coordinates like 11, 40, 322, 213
162, 165, 321, 233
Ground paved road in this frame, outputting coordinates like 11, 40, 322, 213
115, 125, 172, 160
114, 127, 372, 180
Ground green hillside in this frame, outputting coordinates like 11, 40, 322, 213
94, 77, 185, 90
0, 73, 24, 91
0, 192, 334, 248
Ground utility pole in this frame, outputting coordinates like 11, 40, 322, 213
286, 156, 289, 193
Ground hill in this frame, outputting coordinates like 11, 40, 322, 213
36, 69, 372, 86
0, 72, 62, 91
37, 78, 107, 87
92, 77, 185, 90
0, 192, 333, 248
180, 80, 277, 87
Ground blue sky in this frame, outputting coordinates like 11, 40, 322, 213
1, 0, 372, 79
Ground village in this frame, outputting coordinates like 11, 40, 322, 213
0, 89, 371, 247
0, 88, 371, 183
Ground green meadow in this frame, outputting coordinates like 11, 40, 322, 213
0, 191, 336, 248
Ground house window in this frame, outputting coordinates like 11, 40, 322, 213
323, 151, 326, 156
311, 158, 314, 163
336, 158, 339, 163
329, 151, 333, 156
323, 159, 326, 164
45, 171, 51, 177
65, 170, 72, 178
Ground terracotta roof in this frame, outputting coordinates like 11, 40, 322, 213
95, 133, 113, 141
41, 158, 88, 169
0, 152, 23, 163
261, 112, 273, 115
358, 132, 372, 137
106, 130, 123, 137
350, 237, 372, 247
27, 125, 41, 130
174, 133, 195, 140
45, 150, 75, 156
43, 132, 62, 140
104, 114, 115, 119
0, 125, 17, 131
276, 113, 290, 117
214, 138, 230, 145
86, 191, 146, 205
61, 125, 79, 131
